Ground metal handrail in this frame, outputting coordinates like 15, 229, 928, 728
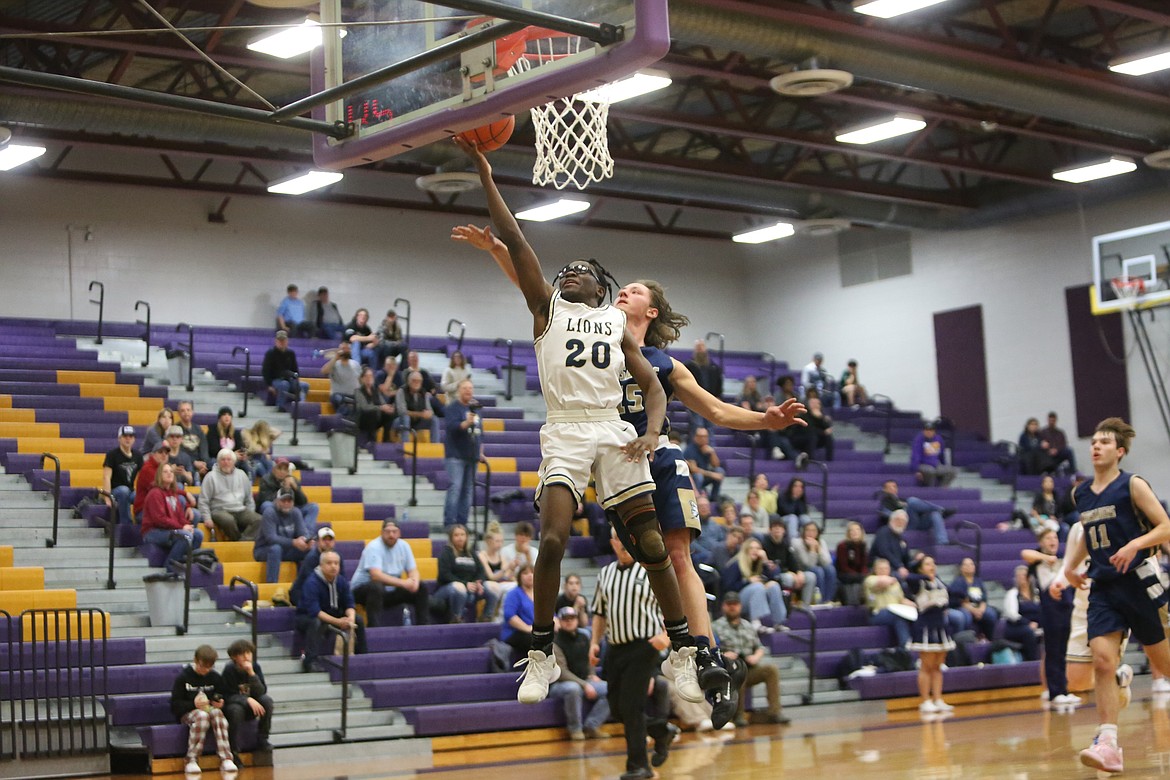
787, 604, 818, 705
230, 576, 260, 658
232, 346, 251, 418
801, 459, 830, 530
952, 519, 983, 574
135, 300, 150, 367
171, 544, 218, 635
394, 298, 411, 351
494, 338, 516, 400
0, 609, 12, 760
705, 331, 725, 372
41, 452, 61, 548
760, 351, 777, 390
446, 319, 466, 354
175, 323, 195, 391
475, 456, 492, 541
408, 429, 419, 507
320, 625, 352, 742
870, 394, 895, 454
87, 281, 104, 344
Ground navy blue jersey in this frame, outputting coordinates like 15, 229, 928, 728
1075, 471, 1154, 583
618, 346, 675, 437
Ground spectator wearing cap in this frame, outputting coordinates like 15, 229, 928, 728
297, 550, 367, 672
276, 283, 312, 338
200, 449, 262, 542
207, 407, 250, 476
911, 422, 957, 487
162, 424, 198, 487
262, 331, 308, 411
550, 605, 610, 741
102, 425, 143, 525
313, 287, 346, 342
374, 309, 407, 365
254, 489, 312, 583
350, 519, 430, 627
256, 458, 320, 533
290, 526, 342, 606
711, 591, 787, 727
132, 438, 175, 522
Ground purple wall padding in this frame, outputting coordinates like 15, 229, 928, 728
1065, 284, 1129, 438
934, 305, 990, 440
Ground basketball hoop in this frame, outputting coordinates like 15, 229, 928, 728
1111, 276, 1145, 309
507, 32, 614, 190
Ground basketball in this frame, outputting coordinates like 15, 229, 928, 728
457, 116, 515, 153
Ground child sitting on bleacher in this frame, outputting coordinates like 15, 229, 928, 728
169, 644, 237, 775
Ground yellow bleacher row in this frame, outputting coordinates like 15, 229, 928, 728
207, 535, 439, 585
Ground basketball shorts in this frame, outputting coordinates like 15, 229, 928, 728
535, 416, 654, 509
1066, 584, 1093, 663
648, 442, 701, 536
1088, 575, 1167, 647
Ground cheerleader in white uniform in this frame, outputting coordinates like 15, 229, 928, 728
905, 556, 956, 714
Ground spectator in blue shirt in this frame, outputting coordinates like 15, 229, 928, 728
276, 284, 312, 338
252, 490, 311, 583
684, 427, 725, 502
443, 380, 482, 527
501, 564, 536, 655
350, 519, 430, 626
297, 551, 366, 671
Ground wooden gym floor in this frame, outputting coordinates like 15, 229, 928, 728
107, 679, 1170, 780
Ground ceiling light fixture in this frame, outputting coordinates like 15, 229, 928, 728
267, 170, 344, 194
835, 113, 926, 145
247, 18, 342, 59
580, 70, 672, 104
0, 143, 47, 171
853, 0, 949, 19
1109, 48, 1170, 76
732, 222, 796, 244
516, 198, 590, 222
1051, 156, 1137, 184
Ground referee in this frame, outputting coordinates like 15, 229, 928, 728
590, 532, 680, 780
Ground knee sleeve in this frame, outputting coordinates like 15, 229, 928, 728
616, 505, 669, 571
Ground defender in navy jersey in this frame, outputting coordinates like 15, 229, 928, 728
456, 138, 706, 711
1055, 417, 1170, 774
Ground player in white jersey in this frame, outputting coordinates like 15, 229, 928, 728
457, 137, 707, 707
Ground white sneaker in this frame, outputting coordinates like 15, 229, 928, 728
1052, 693, 1082, 705
1117, 664, 1134, 709
721, 721, 737, 731
919, 700, 940, 714
934, 699, 954, 711
184, 759, 201, 774
1153, 677, 1170, 694
515, 649, 561, 704
771, 447, 784, 460
1039, 690, 1050, 702
661, 646, 704, 702
697, 718, 714, 732
221, 759, 238, 774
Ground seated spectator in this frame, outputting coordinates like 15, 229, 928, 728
441, 350, 472, 397
256, 458, 319, 532
549, 606, 610, 740
297, 550, 367, 672
869, 510, 923, 579
375, 356, 399, 397
801, 352, 837, 407
911, 421, 956, 487
501, 564, 536, 655
169, 644, 236, 774
321, 342, 361, 410
778, 478, 812, 540
262, 331, 309, 410
947, 557, 999, 638
711, 591, 787, 727
717, 497, 739, 528
394, 371, 442, 442
241, 420, 279, 481
1029, 474, 1063, 535
793, 522, 837, 604
1001, 565, 1041, 662
140, 463, 205, 566
200, 449, 262, 542
864, 558, 914, 647
737, 511, 763, 543
1017, 417, 1051, 476
736, 375, 764, 412
220, 639, 273, 762
313, 286, 345, 342
102, 424, 142, 525
694, 493, 726, 554
789, 392, 834, 467
434, 524, 497, 623
839, 359, 868, 407
877, 479, 952, 546
163, 425, 198, 488
684, 427, 725, 502
751, 473, 779, 516
346, 308, 378, 366
142, 407, 174, 456
1058, 472, 1086, 529
500, 521, 539, 571
761, 520, 815, 605
1041, 411, 1076, 474
556, 573, 592, 629
721, 537, 787, 628
776, 375, 799, 404
478, 521, 519, 610
355, 366, 396, 444
741, 489, 769, 528
684, 340, 722, 432
253, 490, 311, 584
350, 519, 430, 627
392, 351, 437, 395
835, 521, 869, 606
374, 309, 407, 365
711, 524, 745, 573
176, 400, 210, 480
207, 407, 250, 475
276, 283, 312, 338
290, 527, 342, 606
132, 441, 173, 522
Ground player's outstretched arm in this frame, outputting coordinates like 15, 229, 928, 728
670, 358, 807, 430
621, 329, 666, 459
450, 224, 520, 287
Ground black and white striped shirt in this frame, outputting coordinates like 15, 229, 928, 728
591, 562, 662, 645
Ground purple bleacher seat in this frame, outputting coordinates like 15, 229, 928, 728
106, 694, 173, 727
0, 637, 146, 672
138, 721, 257, 759
333, 647, 492, 682
363, 623, 498, 653
770, 625, 889, 654
849, 660, 1039, 699
361, 673, 517, 709
400, 699, 567, 737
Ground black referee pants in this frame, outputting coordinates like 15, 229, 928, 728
604, 639, 670, 773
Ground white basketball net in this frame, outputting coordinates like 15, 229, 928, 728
510, 37, 614, 190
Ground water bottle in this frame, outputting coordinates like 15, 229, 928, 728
402, 606, 413, 627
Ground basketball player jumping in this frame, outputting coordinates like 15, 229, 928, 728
455, 136, 708, 706
1051, 417, 1170, 774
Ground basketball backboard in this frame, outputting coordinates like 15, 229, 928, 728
1091, 219, 1170, 314
309, 0, 669, 170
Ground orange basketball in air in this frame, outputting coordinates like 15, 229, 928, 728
457, 116, 516, 153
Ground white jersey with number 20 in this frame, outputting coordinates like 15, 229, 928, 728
534, 291, 627, 413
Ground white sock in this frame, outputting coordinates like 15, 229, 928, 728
1098, 724, 1118, 743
